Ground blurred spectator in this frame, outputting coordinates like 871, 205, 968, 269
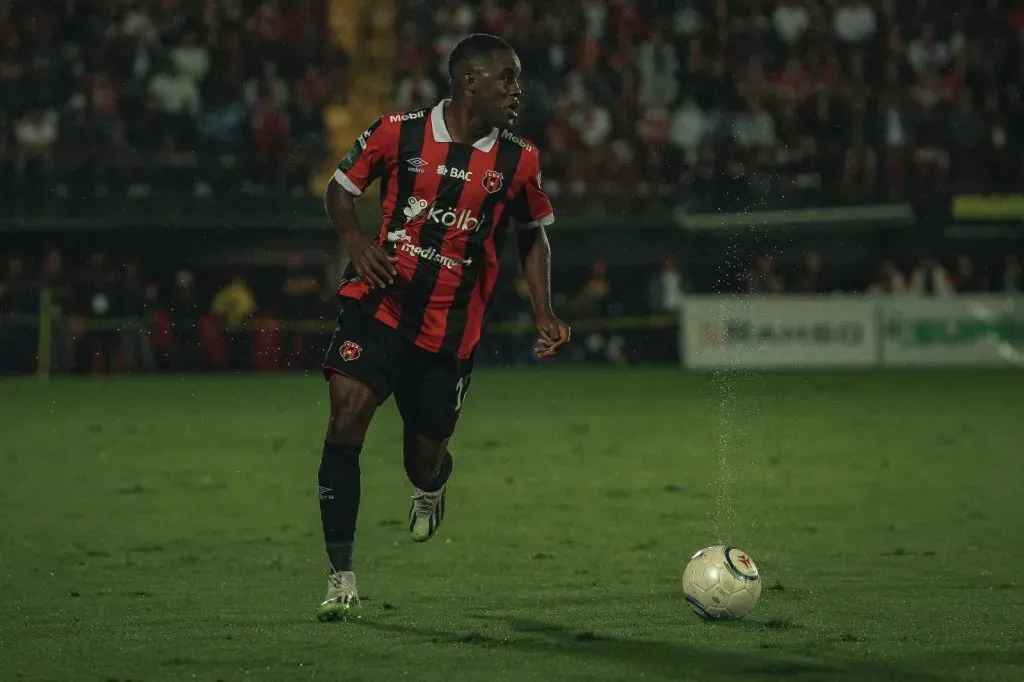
908, 253, 954, 296
252, 93, 291, 189
212, 274, 256, 372
637, 27, 678, 108
733, 98, 776, 150
244, 61, 289, 108
669, 93, 707, 166
569, 97, 613, 187
1003, 255, 1023, 294
119, 262, 155, 373
906, 23, 949, 76
171, 31, 210, 85
74, 252, 119, 374
169, 269, 202, 372
833, 0, 877, 46
773, 0, 810, 46
13, 106, 58, 199
791, 251, 827, 294
148, 61, 200, 142
747, 254, 783, 295
866, 260, 908, 295
674, 2, 703, 39
396, 60, 439, 111
572, 260, 611, 318
0, 256, 36, 373
950, 254, 988, 293
649, 255, 684, 313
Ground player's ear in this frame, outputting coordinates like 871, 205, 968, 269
461, 66, 477, 94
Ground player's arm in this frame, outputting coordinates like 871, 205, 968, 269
512, 161, 570, 358
325, 118, 397, 289
517, 226, 553, 317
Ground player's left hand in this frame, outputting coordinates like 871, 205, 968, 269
534, 313, 571, 359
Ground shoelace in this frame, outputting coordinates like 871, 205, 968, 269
330, 573, 355, 593
411, 489, 440, 516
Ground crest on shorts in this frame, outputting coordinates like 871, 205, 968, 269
481, 169, 503, 194
339, 340, 362, 362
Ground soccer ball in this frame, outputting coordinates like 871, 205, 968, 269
682, 545, 762, 620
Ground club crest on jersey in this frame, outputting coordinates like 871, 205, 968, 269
482, 169, 504, 194
339, 341, 362, 362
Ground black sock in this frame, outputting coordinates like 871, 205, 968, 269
318, 442, 361, 572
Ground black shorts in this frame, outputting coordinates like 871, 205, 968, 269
321, 299, 473, 439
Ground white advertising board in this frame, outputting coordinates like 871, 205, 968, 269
681, 296, 878, 369
880, 296, 1024, 366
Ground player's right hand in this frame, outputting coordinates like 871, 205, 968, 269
341, 231, 398, 289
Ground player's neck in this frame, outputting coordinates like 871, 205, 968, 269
444, 97, 492, 145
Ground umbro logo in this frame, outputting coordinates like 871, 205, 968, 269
407, 157, 428, 174
318, 485, 335, 501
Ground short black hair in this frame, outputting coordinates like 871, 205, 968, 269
447, 33, 515, 85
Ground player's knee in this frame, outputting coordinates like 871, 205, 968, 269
326, 375, 377, 446
327, 409, 369, 446
402, 432, 447, 489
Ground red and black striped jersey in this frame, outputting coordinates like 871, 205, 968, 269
333, 99, 554, 360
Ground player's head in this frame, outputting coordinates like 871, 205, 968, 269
448, 33, 521, 128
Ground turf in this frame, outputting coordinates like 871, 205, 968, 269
1, 368, 1022, 681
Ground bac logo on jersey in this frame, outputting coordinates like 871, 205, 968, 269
482, 169, 504, 194
339, 341, 362, 362
407, 157, 428, 174
389, 110, 425, 123
437, 165, 472, 181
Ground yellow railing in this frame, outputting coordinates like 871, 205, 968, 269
313, 0, 397, 193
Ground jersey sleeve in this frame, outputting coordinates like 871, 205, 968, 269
333, 117, 393, 196
509, 154, 555, 229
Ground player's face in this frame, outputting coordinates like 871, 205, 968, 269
479, 50, 522, 128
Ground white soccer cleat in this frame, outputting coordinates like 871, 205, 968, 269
408, 485, 446, 543
316, 570, 361, 622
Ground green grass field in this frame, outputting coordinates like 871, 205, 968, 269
1, 368, 1023, 681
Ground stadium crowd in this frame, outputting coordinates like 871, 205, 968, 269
398, 0, 1024, 202
0, 0, 343, 201
3, 1, 1023, 204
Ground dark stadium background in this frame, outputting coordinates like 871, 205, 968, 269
2, 0, 1022, 374
1, 4, 1023, 681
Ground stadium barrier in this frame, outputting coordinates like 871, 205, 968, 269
6, 294, 1023, 374
0, 289, 679, 375
680, 295, 1024, 369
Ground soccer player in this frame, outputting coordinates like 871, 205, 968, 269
315, 33, 570, 621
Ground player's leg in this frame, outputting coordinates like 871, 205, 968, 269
403, 429, 454, 542
395, 353, 472, 542
315, 302, 398, 621
316, 373, 375, 621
